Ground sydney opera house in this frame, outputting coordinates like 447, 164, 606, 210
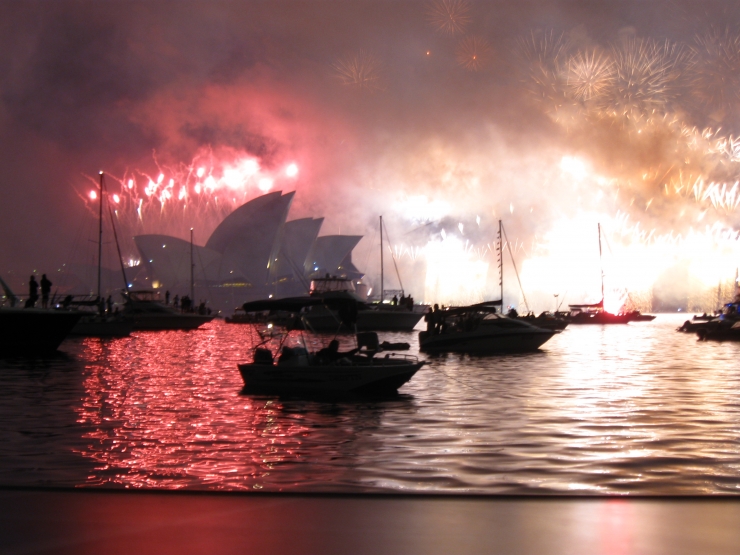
131, 191, 364, 313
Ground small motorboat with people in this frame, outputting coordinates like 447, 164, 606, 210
623, 310, 656, 322
514, 310, 569, 330
237, 331, 424, 395
0, 276, 83, 354
418, 302, 558, 354
689, 295, 740, 341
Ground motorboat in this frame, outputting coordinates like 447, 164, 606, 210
68, 312, 133, 337
122, 290, 215, 331
0, 276, 82, 354
237, 332, 424, 395
418, 302, 558, 354
623, 310, 656, 322
688, 296, 740, 340
239, 277, 425, 332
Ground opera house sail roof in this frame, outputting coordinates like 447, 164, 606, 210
132, 191, 364, 308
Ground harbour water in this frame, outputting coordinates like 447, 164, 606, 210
1, 314, 739, 494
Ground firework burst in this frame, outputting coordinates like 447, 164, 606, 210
688, 28, 740, 118
566, 50, 614, 102
425, 0, 471, 36
456, 36, 492, 72
332, 50, 384, 92
606, 38, 682, 118
514, 30, 570, 106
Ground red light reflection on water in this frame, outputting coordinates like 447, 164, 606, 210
73, 325, 350, 490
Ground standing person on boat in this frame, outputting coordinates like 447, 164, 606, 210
173, 294, 179, 310
106, 295, 113, 315
165, 290, 170, 305
27, 275, 39, 308
40, 274, 52, 308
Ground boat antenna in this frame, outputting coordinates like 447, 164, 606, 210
381, 217, 404, 295
379, 215, 384, 303
598, 223, 604, 305
103, 172, 131, 296
190, 228, 195, 304
501, 221, 530, 313
97, 171, 104, 306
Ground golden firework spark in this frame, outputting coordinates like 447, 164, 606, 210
514, 30, 570, 104
332, 50, 384, 92
566, 50, 614, 102
607, 38, 682, 117
426, 0, 471, 36
456, 36, 492, 71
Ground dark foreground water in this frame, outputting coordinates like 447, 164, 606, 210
1, 315, 739, 494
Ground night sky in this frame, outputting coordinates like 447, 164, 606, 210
2, 1, 739, 305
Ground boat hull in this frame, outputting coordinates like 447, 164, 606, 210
568, 312, 630, 324
302, 307, 424, 332
69, 316, 133, 337
419, 328, 555, 354
238, 359, 424, 395
0, 309, 82, 355
127, 314, 215, 331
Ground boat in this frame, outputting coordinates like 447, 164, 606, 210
495, 220, 569, 331
623, 310, 656, 322
566, 224, 632, 325
0, 276, 83, 354
567, 301, 631, 324
418, 302, 558, 354
688, 295, 740, 340
237, 331, 424, 395
68, 172, 133, 338
122, 290, 215, 331
226, 215, 427, 332
301, 276, 425, 331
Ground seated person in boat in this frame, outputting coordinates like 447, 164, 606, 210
315, 339, 358, 364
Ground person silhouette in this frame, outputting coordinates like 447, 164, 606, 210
40, 274, 52, 309
28, 275, 39, 308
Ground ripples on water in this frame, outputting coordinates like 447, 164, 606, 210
1, 315, 739, 494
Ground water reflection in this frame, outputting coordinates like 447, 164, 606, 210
2, 316, 740, 493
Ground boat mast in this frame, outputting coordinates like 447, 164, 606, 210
97, 171, 104, 305
190, 228, 195, 303
102, 172, 131, 296
598, 223, 604, 304
379, 215, 384, 303
498, 219, 503, 307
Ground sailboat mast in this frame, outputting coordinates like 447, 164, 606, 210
379, 215, 384, 303
598, 223, 604, 303
190, 228, 195, 303
97, 171, 104, 303
498, 219, 503, 307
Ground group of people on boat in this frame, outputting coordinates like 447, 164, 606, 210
25, 274, 52, 308
165, 292, 212, 315
389, 293, 414, 310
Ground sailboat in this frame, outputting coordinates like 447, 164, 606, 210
567, 223, 630, 325
496, 220, 568, 331
68, 172, 133, 337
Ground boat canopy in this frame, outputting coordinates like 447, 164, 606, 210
242, 295, 360, 313
568, 299, 604, 309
